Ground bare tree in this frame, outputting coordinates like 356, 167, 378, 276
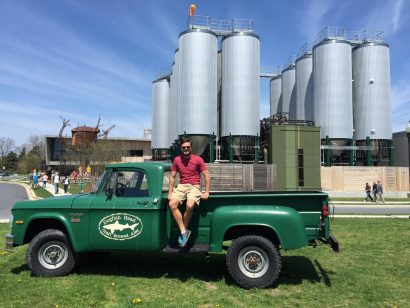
0, 137, 16, 169
58, 116, 71, 138
98, 125, 115, 139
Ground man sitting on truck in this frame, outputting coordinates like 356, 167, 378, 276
168, 137, 210, 247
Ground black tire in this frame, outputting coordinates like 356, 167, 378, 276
226, 235, 282, 289
27, 229, 76, 277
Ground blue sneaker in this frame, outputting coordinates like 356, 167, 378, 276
178, 229, 191, 247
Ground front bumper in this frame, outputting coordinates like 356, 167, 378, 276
5, 233, 14, 252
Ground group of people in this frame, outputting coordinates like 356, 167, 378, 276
31, 169, 49, 190
364, 180, 385, 204
31, 169, 71, 194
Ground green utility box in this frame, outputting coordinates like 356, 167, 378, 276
269, 126, 321, 191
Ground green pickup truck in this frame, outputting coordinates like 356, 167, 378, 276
5, 162, 338, 289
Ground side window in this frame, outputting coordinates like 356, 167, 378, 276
108, 170, 149, 197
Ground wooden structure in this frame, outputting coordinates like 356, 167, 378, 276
321, 166, 409, 192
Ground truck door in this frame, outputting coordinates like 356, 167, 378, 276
89, 169, 153, 250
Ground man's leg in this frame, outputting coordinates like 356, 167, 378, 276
169, 199, 186, 234
183, 199, 196, 229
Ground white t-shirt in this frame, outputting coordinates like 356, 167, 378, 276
54, 175, 60, 184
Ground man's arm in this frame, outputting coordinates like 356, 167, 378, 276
201, 169, 210, 200
168, 171, 177, 200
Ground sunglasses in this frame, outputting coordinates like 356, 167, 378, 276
181, 146, 191, 150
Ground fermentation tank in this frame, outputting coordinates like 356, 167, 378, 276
353, 41, 392, 165
295, 53, 313, 121
151, 77, 170, 160
313, 39, 353, 163
281, 64, 296, 120
169, 55, 175, 145
178, 29, 217, 160
221, 32, 260, 161
217, 50, 222, 140
269, 75, 282, 116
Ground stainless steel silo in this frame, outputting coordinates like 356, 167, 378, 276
221, 32, 260, 161
353, 42, 392, 165
313, 39, 353, 163
169, 49, 180, 146
178, 29, 218, 160
152, 77, 170, 160
270, 75, 282, 116
217, 50, 222, 140
295, 54, 313, 121
281, 65, 296, 120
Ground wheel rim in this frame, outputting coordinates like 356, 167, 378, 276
238, 246, 269, 278
38, 241, 68, 269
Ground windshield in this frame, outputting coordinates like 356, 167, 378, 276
91, 170, 108, 193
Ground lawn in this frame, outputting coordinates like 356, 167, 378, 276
1, 219, 409, 307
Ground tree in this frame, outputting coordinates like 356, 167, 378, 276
0, 137, 16, 170
27, 135, 46, 162
5, 151, 19, 172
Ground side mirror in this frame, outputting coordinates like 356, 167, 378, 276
105, 187, 113, 199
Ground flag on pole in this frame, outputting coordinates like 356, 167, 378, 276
189, 4, 196, 17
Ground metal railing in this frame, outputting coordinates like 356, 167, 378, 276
298, 42, 312, 58
187, 15, 253, 35
155, 65, 172, 80
314, 27, 385, 46
260, 66, 281, 78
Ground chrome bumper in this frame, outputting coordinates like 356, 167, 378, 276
5, 233, 14, 252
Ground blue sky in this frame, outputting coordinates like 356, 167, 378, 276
0, 0, 409, 146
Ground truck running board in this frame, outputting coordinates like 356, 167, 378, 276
163, 243, 210, 254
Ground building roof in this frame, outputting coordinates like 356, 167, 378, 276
71, 125, 100, 133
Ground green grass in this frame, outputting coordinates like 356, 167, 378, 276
1, 219, 410, 307
68, 183, 94, 194
32, 187, 53, 199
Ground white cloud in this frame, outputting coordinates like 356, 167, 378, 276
362, 0, 405, 37
299, 0, 333, 41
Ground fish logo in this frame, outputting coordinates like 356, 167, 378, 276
103, 221, 139, 234
98, 213, 143, 241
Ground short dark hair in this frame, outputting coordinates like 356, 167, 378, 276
179, 137, 192, 146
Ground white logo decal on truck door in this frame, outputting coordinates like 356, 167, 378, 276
98, 213, 143, 240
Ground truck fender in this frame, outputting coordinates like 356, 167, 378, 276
24, 213, 80, 252
209, 205, 308, 252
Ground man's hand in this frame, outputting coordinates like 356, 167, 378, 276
201, 192, 209, 200
168, 192, 173, 200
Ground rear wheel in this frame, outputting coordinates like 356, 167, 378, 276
27, 229, 76, 277
226, 235, 281, 289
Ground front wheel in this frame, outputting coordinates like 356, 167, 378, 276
226, 235, 282, 289
27, 229, 76, 277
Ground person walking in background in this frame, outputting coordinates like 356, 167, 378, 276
33, 171, 39, 189
63, 176, 70, 193
372, 182, 377, 202
42, 172, 48, 188
375, 180, 385, 204
364, 182, 373, 202
54, 171, 60, 194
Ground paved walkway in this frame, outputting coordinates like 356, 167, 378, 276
41, 182, 71, 197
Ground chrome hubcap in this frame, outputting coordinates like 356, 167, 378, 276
238, 246, 269, 278
38, 241, 68, 269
